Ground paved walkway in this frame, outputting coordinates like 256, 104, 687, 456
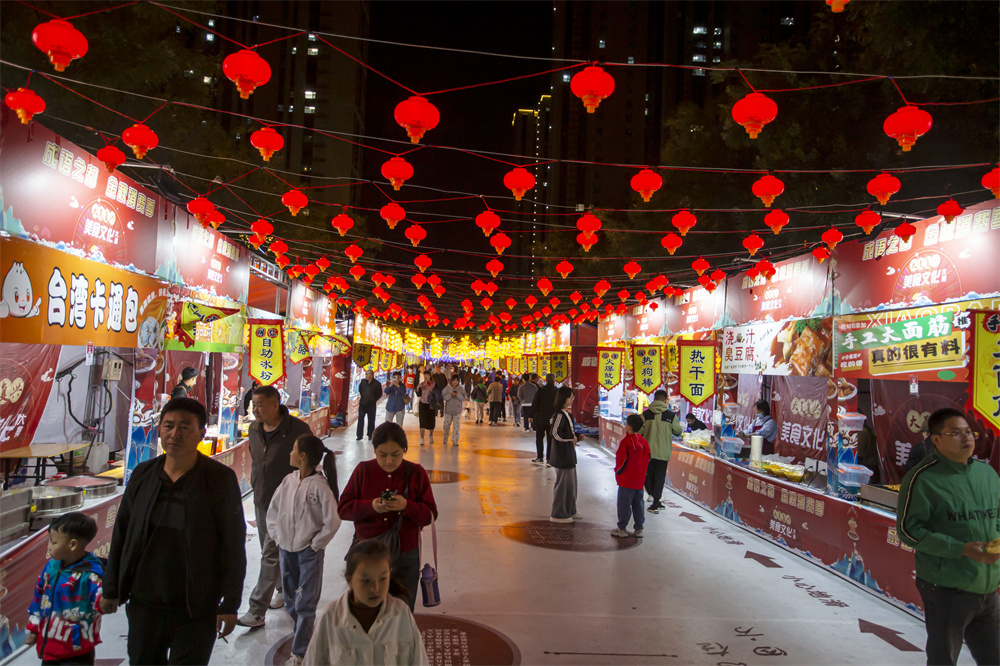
14, 403, 970, 665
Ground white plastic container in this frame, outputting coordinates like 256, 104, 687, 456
838, 412, 867, 434
837, 463, 874, 487
719, 436, 744, 455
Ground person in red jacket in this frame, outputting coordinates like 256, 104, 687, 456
337, 422, 438, 611
611, 413, 651, 539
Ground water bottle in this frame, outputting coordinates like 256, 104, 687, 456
420, 563, 440, 607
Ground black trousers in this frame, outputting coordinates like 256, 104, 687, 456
394, 547, 421, 612
489, 401, 502, 423
42, 651, 95, 665
535, 426, 552, 460
916, 579, 1000, 665
521, 406, 533, 431
644, 458, 669, 507
356, 402, 377, 439
126, 602, 217, 665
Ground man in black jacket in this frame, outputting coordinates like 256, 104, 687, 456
240, 385, 313, 627
357, 368, 383, 441
101, 398, 246, 665
533, 374, 558, 465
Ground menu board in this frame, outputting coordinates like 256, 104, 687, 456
721, 318, 834, 377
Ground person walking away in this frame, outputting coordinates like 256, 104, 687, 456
431, 366, 448, 417
415, 371, 439, 446
471, 376, 488, 424
26, 513, 104, 665
487, 377, 504, 425
498, 372, 508, 421
170, 367, 198, 400
101, 398, 246, 664
266, 435, 341, 666
303, 540, 429, 665
463, 371, 473, 419
338, 423, 438, 611
549, 387, 581, 523
441, 375, 467, 447
611, 414, 651, 539
239, 386, 313, 627
897, 407, 1000, 666
357, 369, 383, 441
533, 374, 558, 464
383, 372, 407, 426
403, 366, 417, 413
518, 374, 538, 433
641, 390, 683, 514
509, 376, 522, 427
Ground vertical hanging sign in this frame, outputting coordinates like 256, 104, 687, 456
540, 353, 552, 377
632, 344, 663, 395
352, 343, 372, 368
527, 354, 538, 375
248, 319, 285, 386
597, 348, 623, 390
550, 352, 569, 383
678, 339, 716, 406
970, 311, 1000, 432
288, 330, 314, 364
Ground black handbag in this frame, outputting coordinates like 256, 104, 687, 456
356, 461, 410, 563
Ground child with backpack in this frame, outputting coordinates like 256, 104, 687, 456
303, 539, 429, 665
266, 434, 341, 666
611, 414, 651, 538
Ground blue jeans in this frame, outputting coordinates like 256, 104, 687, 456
617, 487, 644, 530
279, 547, 325, 657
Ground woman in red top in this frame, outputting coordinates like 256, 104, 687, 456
338, 422, 438, 610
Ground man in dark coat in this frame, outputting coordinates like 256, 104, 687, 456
238, 386, 312, 627
533, 374, 559, 464
170, 366, 199, 399
101, 398, 246, 664
357, 368, 383, 441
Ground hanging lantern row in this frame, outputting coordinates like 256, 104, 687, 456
381, 203, 406, 229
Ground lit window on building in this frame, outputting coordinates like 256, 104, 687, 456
208, 19, 215, 27
714, 41, 722, 49
693, 26, 707, 35
308, 33, 317, 41
781, 17, 795, 26
713, 57, 721, 63
598, 39, 606, 48
291, 46, 297, 54
305, 91, 317, 99
305, 106, 316, 114
308, 47, 319, 56
713, 27, 722, 35
203, 76, 212, 84
563, 73, 571, 82
628, 56, 634, 64
693, 69, 706, 77
692, 54, 706, 62
206, 33, 214, 42
288, 105, 294, 113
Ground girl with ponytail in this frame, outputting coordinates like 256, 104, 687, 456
266, 434, 341, 665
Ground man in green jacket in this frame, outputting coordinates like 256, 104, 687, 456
896, 407, 999, 666
641, 390, 683, 514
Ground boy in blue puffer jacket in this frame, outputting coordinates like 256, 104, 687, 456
26, 512, 104, 665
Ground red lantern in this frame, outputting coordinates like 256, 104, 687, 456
525, 295, 538, 309
275, 254, 290, 269
883, 105, 932, 152
764, 209, 790, 235
282, 189, 308, 216
433, 285, 446, 298
692, 257, 710, 276
698, 275, 712, 287
576, 232, 597, 252
826, 0, 850, 11
895, 221, 917, 243
345, 244, 363, 263
382, 157, 414, 191
304, 264, 320, 278
383, 274, 396, 289
982, 167, 999, 198
471, 279, 485, 296
752, 174, 784, 207
247, 234, 265, 250
821, 227, 844, 251
4, 88, 45, 125
490, 233, 511, 255
576, 213, 602, 235
630, 169, 663, 203
867, 173, 901, 206
671, 210, 697, 236
812, 247, 831, 263
96, 145, 126, 173
394, 96, 440, 144
705, 282, 718, 293
411, 273, 427, 289
480, 298, 493, 311
731, 92, 777, 140
742, 233, 765, 257
617, 289, 631, 302
414, 254, 432, 273
476, 210, 501, 237
331, 213, 354, 236
186, 196, 215, 225
660, 232, 682, 255
223, 49, 272, 99
623, 260, 641, 279
570, 65, 615, 114
486, 258, 504, 277
380, 203, 406, 230
206, 210, 225, 229
250, 127, 284, 161
405, 224, 427, 247
250, 219, 273, 238
556, 260, 574, 279
483, 281, 498, 297
32, 19, 88, 72
756, 259, 776, 281
506, 298, 517, 310
349, 265, 365, 281
570, 291, 583, 304
316, 257, 330, 271
269, 240, 288, 255
538, 278, 553, 296
427, 274, 442, 288
549, 297, 561, 309
122, 124, 158, 160
710, 269, 726, 283
504, 168, 535, 201
855, 210, 880, 235
937, 198, 964, 224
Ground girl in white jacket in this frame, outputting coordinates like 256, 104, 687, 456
303, 540, 428, 666
267, 435, 341, 666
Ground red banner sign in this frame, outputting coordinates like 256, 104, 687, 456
772, 375, 831, 462
156, 211, 250, 304
676, 285, 727, 333
0, 343, 62, 453
725, 254, 831, 325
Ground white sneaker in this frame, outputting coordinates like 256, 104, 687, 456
549, 516, 573, 524
284, 656, 303, 666
270, 590, 285, 609
236, 612, 265, 628
610, 528, 630, 538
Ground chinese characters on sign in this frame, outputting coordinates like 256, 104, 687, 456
970, 311, 1000, 431
526, 354, 538, 375
678, 340, 716, 406
632, 344, 662, 395
248, 319, 285, 386
352, 343, 373, 368
289, 330, 314, 364
540, 353, 551, 377
549, 353, 569, 383
835, 313, 953, 355
597, 349, 623, 390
